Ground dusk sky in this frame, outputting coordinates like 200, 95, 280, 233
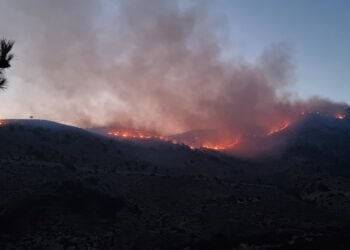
218, 0, 350, 101
0, 0, 349, 130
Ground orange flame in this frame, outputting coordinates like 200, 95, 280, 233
335, 114, 346, 120
201, 138, 240, 150
267, 121, 290, 135
107, 129, 163, 140
106, 111, 350, 153
106, 129, 240, 151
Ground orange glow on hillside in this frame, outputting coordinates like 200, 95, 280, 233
106, 111, 349, 152
107, 129, 165, 140
267, 121, 290, 135
107, 129, 240, 151
335, 114, 346, 120
201, 138, 240, 151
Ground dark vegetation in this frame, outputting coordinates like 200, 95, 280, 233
0, 117, 350, 249
0, 39, 14, 88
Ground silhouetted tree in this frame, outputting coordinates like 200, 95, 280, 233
0, 39, 15, 89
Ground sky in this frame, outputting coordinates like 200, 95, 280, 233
0, 0, 349, 129
217, 0, 350, 101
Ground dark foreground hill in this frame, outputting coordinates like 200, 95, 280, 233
1, 119, 350, 249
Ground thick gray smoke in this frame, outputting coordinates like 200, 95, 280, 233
0, 0, 346, 139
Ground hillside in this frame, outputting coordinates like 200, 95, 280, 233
0, 119, 350, 249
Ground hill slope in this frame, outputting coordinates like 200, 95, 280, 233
0, 119, 350, 249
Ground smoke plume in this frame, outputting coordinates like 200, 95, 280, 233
0, 0, 347, 148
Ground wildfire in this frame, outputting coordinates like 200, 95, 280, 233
107, 129, 240, 151
335, 114, 346, 120
201, 138, 240, 151
104, 111, 350, 152
267, 121, 290, 135
107, 129, 165, 140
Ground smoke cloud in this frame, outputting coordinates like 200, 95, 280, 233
0, 0, 347, 143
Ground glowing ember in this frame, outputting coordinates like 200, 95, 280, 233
107, 129, 240, 151
107, 129, 163, 140
335, 114, 346, 120
267, 121, 290, 135
201, 138, 240, 150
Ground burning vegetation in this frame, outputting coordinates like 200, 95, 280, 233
336, 114, 346, 120
267, 121, 291, 136
106, 128, 241, 151
107, 129, 164, 140
105, 110, 348, 154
